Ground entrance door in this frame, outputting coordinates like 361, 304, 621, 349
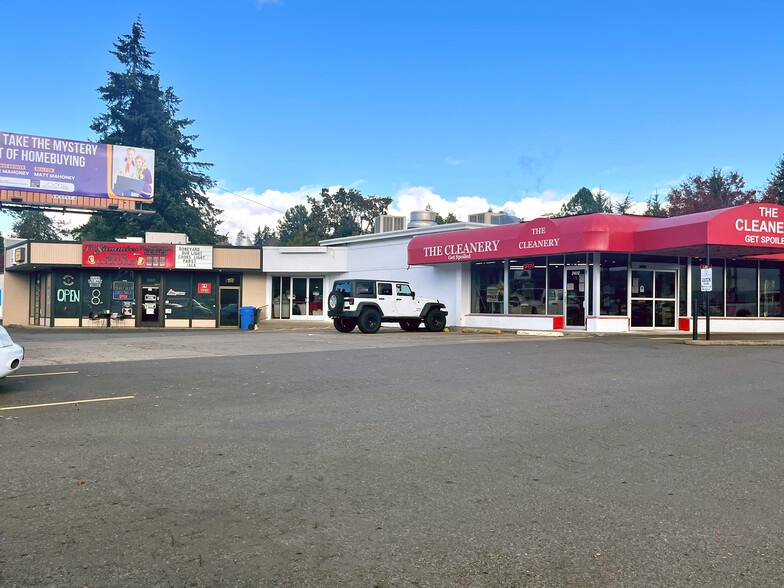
219, 288, 240, 327
631, 270, 676, 328
140, 285, 162, 326
565, 267, 588, 327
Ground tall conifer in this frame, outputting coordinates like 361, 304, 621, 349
74, 18, 223, 243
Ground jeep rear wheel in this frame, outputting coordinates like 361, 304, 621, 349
400, 319, 421, 331
424, 309, 446, 332
357, 308, 381, 333
334, 318, 357, 332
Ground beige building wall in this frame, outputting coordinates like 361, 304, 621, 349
3, 272, 30, 326
242, 273, 266, 310
214, 248, 261, 270
30, 242, 82, 265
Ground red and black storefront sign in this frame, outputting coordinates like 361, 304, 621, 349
82, 242, 175, 269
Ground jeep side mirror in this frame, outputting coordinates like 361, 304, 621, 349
410, 291, 415, 298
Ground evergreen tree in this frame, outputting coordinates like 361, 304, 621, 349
73, 18, 223, 243
765, 154, 784, 205
253, 225, 279, 246
558, 187, 613, 216
613, 192, 635, 214
644, 190, 667, 217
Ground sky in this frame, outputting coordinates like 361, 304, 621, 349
2, 1, 784, 240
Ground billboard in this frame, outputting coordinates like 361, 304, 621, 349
0, 131, 155, 203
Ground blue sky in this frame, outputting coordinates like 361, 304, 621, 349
2, 1, 783, 239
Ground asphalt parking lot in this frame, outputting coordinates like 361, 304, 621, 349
1, 327, 783, 587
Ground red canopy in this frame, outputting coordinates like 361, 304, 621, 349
407, 203, 784, 265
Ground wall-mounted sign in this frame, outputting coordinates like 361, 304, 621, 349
197, 283, 212, 294
83, 243, 175, 269
175, 245, 213, 269
0, 131, 154, 203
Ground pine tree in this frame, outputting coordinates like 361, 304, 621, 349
766, 155, 784, 205
73, 18, 223, 244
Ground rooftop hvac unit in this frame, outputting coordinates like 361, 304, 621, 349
374, 215, 406, 233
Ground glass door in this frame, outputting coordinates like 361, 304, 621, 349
308, 278, 323, 317
219, 287, 240, 327
631, 270, 676, 328
140, 285, 161, 326
565, 267, 588, 327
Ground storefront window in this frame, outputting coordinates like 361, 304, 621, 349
600, 253, 628, 316
193, 274, 217, 319
760, 262, 784, 317
471, 260, 505, 314
83, 273, 110, 318
691, 258, 724, 316
164, 273, 191, 319
547, 256, 564, 315
508, 257, 546, 314
54, 271, 80, 319
726, 261, 757, 317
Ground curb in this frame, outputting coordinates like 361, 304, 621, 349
684, 339, 784, 346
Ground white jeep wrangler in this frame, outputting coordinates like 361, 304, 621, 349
327, 279, 448, 334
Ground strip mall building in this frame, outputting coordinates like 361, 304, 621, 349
2, 203, 784, 333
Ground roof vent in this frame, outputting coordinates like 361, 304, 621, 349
407, 210, 438, 229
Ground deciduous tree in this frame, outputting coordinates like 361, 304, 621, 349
666, 168, 757, 216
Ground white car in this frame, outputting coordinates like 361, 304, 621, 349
0, 326, 24, 378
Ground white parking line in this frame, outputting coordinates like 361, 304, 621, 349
8, 370, 79, 378
0, 395, 135, 411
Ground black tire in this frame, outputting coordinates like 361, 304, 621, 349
424, 309, 446, 332
357, 308, 381, 334
400, 319, 421, 331
334, 318, 356, 333
328, 291, 344, 312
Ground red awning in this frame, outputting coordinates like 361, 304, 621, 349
407, 203, 784, 264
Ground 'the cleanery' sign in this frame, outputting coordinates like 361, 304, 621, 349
733, 205, 784, 245
175, 245, 213, 269
0, 131, 155, 202
83, 243, 174, 269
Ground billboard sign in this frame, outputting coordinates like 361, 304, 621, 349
0, 131, 155, 203
82, 243, 174, 269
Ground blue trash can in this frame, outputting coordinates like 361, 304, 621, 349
240, 306, 255, 330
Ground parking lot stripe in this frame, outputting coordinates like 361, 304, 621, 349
8, 371, 79, 378
0, 395, 135, 411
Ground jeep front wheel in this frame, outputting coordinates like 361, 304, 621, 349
334, 318, 357, 332
357, 309, 381, 333
400, 319, 421, 331
424, 309, 446, 332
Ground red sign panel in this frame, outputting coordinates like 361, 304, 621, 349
82, 242, 175, 269
197, 282, 212, 294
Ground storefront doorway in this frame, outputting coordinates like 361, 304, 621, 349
565, 267, 588, 327
140, 284, 162, 326
271, 276, 324, 320
219, 287, 240, 327
631, 269, 677, 328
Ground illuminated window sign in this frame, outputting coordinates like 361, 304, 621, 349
112, 280, 135, 301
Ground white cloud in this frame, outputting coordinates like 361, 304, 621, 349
387, 186, 570, 222
207, 183, 318, 241
445, 157, 469, 166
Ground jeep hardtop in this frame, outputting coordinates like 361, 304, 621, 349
327, 279, 448, 333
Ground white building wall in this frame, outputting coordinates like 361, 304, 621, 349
333, 235, 464, 326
